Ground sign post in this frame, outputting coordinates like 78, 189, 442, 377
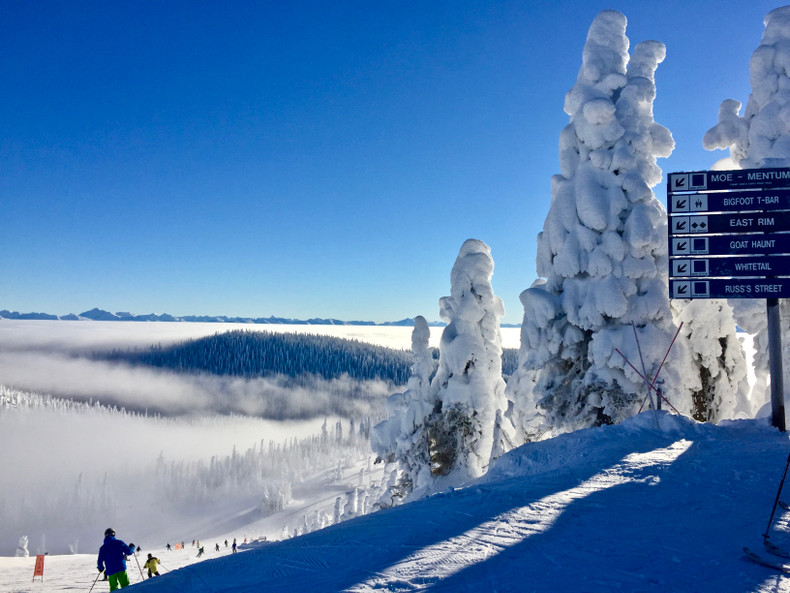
668, 167, 790, 431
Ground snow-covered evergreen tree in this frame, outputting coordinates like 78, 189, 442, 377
15, 536, 29, 558
428, 239, 512, 480
672, 301, 748, 421
703, 5, 790, 412
373, 240, 511, 498
509, 10, 696, 439
370, 316, 437, 500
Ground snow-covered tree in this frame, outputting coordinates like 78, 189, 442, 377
672, 300, 748, 421
509, 10, 696, 438
703, 5, 790, 412
370, 316, 437, 500
428, 239, 512, 480
373, 240, 511, 498
15, 536, 29, 558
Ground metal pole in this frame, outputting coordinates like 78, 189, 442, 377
133, 550, 145, 581
88, 571, 102, 593
767, 298, 786, 432
632, 323, 660, 429
764, 451, 790, 539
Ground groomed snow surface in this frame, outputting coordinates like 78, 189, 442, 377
3, 413, 790, 592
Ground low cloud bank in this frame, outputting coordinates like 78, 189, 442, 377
0, 351, 391, 419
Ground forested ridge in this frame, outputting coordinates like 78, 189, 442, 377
104, 331, 411, 382
102, 330, 519, 383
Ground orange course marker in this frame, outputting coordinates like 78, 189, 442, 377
33, 555, 45, 582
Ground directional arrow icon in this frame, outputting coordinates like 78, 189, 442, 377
675, 220, 687, 231
677, 241, 687, 251
675, 199, 687, 209
677, 284, 688, 295
677, 263, 687, 273
674, 177, 687, 189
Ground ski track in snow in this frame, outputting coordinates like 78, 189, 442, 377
346, 441, 693, 592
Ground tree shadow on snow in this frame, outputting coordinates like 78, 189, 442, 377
209, 426, 712, 592
133, 423, 790, 593
420, 434, 790, 593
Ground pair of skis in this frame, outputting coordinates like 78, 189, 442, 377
744, 539, 790, 573
746, 454, 790, 573
745, 499, 790, 573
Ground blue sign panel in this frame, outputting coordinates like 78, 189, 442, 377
669, 189, 790, 213
668, 168, 790, 193
670, 233, 790, 257
670, 255, 790, 278
671, 278, 790, 299
670, 212, 790, 235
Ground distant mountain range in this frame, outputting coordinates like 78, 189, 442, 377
0, 307, 472, 327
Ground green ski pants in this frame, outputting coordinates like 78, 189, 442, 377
108, 570, 130, 590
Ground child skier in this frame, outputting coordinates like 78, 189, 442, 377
143, 553, 161, 577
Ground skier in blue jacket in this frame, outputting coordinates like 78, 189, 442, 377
97, 528, 136, 590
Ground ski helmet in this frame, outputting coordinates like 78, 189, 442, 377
104, 528, 115, 537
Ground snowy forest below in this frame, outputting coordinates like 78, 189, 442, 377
0, 321, 523, 557
0, 384, 380, 555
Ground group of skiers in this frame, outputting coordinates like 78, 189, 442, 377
96, 528, 240, 589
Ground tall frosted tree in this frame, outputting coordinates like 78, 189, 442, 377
372, 240, 511, 499
703, 6, 790, 413
429, 239, 512, 480
509, 11, 696, 438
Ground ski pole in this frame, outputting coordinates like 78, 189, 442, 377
88, 570, 102, 593
764, 451, 790, 539
133, 550, 145, 580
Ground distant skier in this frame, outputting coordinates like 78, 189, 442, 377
215, 543, 220, 552
224, 539, 228, 548
143, 553, 161, 578
166, 543, 171, 551
197, 546, 205, 558
97, 528, 135, 591
232, 538, 237, 553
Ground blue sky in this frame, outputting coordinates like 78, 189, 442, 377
1, 0, 783, 324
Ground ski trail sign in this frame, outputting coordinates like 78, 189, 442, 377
668, 167, 790, 297
668, 166, 790, 431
